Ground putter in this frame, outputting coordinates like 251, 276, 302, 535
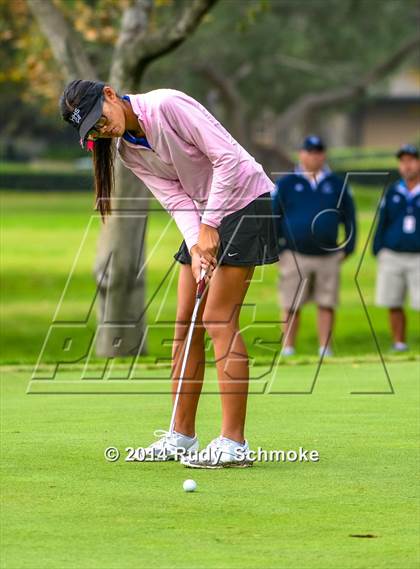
169, 267, 207, 435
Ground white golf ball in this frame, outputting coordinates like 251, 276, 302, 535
183, 479, 197, 492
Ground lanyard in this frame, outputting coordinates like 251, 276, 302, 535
396, 181, 420, 214
295, 165, 331, 190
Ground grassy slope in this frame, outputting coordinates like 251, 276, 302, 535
1, 189, 419, 364
1, 362, 419, 569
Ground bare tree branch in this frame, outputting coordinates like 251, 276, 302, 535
110, 0, 218, 88
198, 34, 419, 168
109, 0, 153, 88
194, 62, 295, 169
277, 34, 420, 135
147, 0, 218, 58
253, 140, 295, 170
193, 62, 248, 143
275, 53, 357, 82
26, 0, 96, 81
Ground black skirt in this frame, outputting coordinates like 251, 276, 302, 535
173, 192, 280, 266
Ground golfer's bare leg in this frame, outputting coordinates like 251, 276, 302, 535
203, 265, 254, 444
172, 264, 207, 438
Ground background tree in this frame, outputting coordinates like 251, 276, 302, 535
23, 0, 217, 358
145, 0, 420, 168
4, 0, 419, 148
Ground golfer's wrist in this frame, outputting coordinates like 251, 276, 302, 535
200, 222, 219, 235
200, 219, 219, 230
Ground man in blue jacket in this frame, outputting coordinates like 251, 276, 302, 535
373, 144, 420, 352
272, 136, 356, 356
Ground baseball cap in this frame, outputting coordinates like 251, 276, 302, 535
301, 135, 326, 152
396, 144, 419, 159
60, 80, 106, 148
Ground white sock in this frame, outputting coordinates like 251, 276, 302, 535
175, 431, 195, 440
221, 436, 246, 446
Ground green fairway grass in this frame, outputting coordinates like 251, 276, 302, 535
1, 188, 419, 568
1, 361, 419, 569
1, 188, 419, 365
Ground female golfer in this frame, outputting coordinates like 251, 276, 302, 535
60, 80, 278, 468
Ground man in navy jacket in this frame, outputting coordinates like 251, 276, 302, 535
272, 136, 356, 356
373, 144, 420, 352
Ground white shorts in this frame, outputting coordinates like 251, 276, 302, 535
278, 250, 344, 310
375, 248, 420, 310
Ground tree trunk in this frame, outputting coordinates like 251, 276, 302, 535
27, 0, 219, 359
94, 159, 149, 357
92, 0, 217, 358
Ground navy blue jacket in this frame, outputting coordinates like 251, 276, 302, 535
271, 169, 356, 256
373, 180, 420, 255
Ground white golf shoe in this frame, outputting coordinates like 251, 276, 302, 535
145, 430, 199, 461
181, 436, 253, 469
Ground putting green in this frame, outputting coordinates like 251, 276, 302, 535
1, 360, 418, 569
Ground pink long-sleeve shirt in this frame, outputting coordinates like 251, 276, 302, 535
117, 89, 274, 252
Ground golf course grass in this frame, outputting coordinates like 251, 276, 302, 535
1, 189, 419, 364
1, 361, 419, 569
1, 188, 419, 568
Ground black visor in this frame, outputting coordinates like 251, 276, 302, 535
65, 81, 105, 147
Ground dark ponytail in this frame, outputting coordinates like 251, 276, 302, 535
93, 137, 115, 221
59, 79, 115, 221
